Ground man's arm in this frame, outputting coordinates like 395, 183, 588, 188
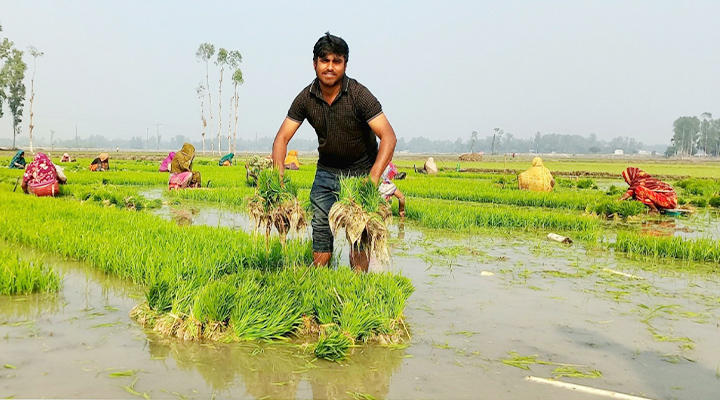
272, 118, 302, 177
368, 113, 397, 185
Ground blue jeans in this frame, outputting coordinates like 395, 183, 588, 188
310, 168, 341, 253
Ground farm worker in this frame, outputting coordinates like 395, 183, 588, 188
518, 157, 555, 192
60, 153, 71, 163
378, 162, 406, 217
271, 32, 398, 272
21, 152, 66, 196
424, 157, 438, 174
8, 150, 26, 169
284, 150, 300, 170
159, 151, 176, 172
168, 143, 201, 189
620, 167, 677, 213
90, 153, 110, 171
219, 152, 234, 166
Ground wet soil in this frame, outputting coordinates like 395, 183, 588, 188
2, 214, 720, 399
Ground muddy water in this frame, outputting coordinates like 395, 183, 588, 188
3, 220, 720, 399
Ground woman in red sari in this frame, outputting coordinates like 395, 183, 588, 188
21, 153, 67, 196
620, 167, 677, 213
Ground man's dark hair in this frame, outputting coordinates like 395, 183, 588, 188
313, 32, 349, 62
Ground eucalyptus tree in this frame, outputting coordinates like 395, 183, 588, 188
196, 83, 207, 154
469, 131, 477, 153
215, 48, 229, 155
672, 116, 700, 156
699, 112, 714, 156
226, 50, 243, 153
2, 48, 27, 149
196, 43, 215, 154
27, 45, 43, 152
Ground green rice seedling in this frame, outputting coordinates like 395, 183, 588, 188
0, 248, 61, 295
709, 196, 720, 208
246, 169, 308, 243
314, 324, 353, 361
675, 178, 720, 197
499, 351, 553, 370
192, 280, 237, 323
396, 176, 603, 210
329, 177, 393, 264
591, 199, 647, 217
551, 366, 602, 379
614, 232, 720, 264
405, 197, 600, 232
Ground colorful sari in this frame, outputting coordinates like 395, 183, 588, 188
518, 157, 554, 192
219, 152, 234, 166
622, 167, 677, 210
23, 153, 59, 196
284, 150, 300, 170
159, 152, 175, 172
169, 143, 201, 189
9, 150, 26, 169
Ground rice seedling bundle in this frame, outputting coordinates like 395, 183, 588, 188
329, 177, 393, 264
246, 169, 308, 242
0, 248, 60, 295
61, 183, 161, 210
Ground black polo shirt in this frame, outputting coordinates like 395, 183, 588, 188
287, 75, 383, 174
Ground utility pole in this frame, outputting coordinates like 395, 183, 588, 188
146, 128, 149, 149
75, 126, 78, 149
51, 130, 55, 152
155, 123, 162, 151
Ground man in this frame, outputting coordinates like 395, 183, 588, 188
272, 32, 397, 271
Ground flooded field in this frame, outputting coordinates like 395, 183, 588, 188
3, 216, 720, 399
3, 156, 720, 399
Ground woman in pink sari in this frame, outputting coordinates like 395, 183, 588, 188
159, 152, 175, 172
21, 153, 66, 196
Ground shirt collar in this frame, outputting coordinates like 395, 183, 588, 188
310, 75, 350, 99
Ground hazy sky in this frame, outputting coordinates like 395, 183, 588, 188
1, 0, 718, 147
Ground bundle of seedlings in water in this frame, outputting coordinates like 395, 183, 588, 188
246, 168, 308, 243
329, 177, 393, 264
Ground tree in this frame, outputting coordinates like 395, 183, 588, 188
671, 116, 701, 156
469, 131, 477, 153
196, 83, 207, 154
215, 47, 228, 155
699, 112, 714, 156
225, 50, 242, 153
27, 45, 43, 153
0, 23, 13, 121
2, 48, 27, 148
196, 43, 215, 154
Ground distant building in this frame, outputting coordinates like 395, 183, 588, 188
614, 149, 624, 155
637, 150, 650, 155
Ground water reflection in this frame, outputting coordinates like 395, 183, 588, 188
145, 333, 406, 399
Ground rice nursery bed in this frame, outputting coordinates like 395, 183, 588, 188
0, 190, 413, 360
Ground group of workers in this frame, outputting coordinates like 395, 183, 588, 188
517, 156, 677, 213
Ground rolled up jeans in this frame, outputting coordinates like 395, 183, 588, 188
310, 167, 368, 253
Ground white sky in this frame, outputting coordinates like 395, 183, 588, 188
1, 0, 718, 147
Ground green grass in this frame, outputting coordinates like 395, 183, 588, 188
0, 248, 61, 295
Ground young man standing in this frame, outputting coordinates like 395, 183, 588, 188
272, 32, 397, 271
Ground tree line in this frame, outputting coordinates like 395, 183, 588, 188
666, 113, 719, 156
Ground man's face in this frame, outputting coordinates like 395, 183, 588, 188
314, 53, 346, 88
